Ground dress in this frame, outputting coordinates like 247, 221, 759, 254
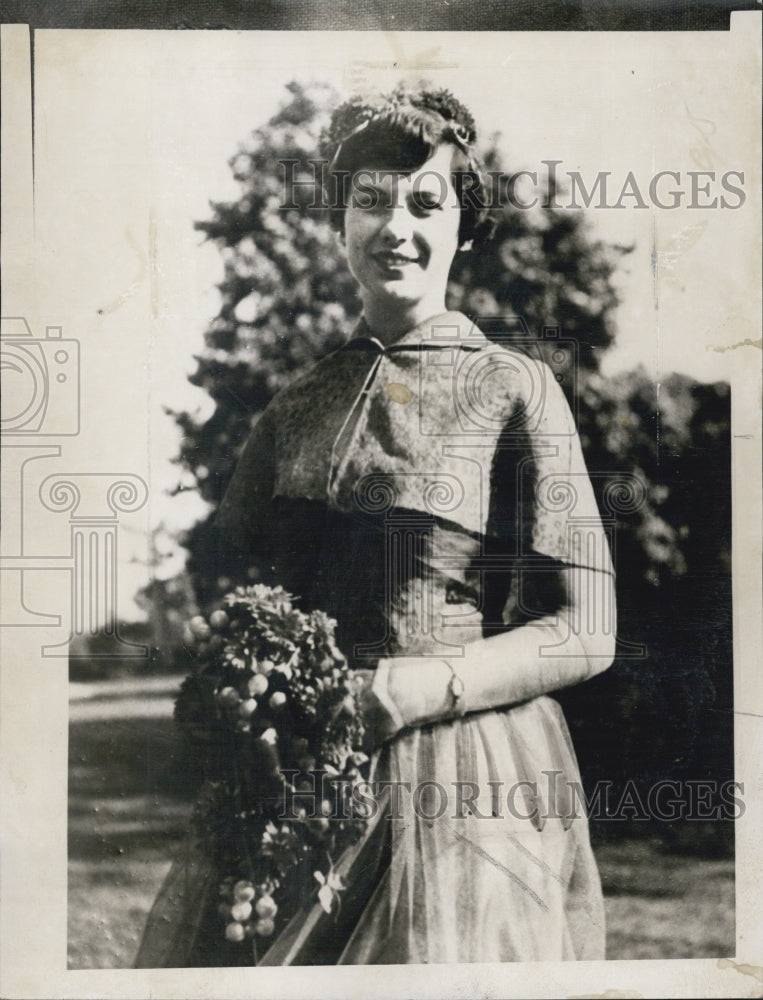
136, 310, 613, 966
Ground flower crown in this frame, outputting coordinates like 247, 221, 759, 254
320, 85, 478, 167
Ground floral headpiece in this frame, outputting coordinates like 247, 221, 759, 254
321, 85, 478, 169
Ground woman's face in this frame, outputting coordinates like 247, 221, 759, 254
343, 144, 462, 321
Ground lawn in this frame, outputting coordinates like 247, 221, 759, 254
68, 674, 735, 969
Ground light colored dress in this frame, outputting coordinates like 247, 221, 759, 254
137, 310, 613, 966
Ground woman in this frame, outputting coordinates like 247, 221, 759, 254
138, 85, 616, 966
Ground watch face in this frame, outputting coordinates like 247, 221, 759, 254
448, 672, 466, 701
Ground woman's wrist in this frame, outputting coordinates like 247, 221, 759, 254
368, 660, 406, 732
381, 656, 468, 729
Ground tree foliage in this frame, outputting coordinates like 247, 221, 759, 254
167, 80, 732, 830
175, 80, 631, 596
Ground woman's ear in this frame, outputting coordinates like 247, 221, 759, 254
458, 239, 474, 253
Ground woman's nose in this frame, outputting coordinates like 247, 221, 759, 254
379, 206, 416, 246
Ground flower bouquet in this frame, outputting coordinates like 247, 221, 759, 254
174, 585, 370, 964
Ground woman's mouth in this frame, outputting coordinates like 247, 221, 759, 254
373, 251, 421, 270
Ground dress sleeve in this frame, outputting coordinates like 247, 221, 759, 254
488, 361, 613, 575
487, 361, 614, 634
215, 409, 277, 560
520, 365, 613, 574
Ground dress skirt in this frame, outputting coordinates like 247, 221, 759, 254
137, 314, 613, 966
336, 695, 605, 964
135, 695, 604, 967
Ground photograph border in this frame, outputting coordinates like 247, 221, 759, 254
1, 4, 761, 998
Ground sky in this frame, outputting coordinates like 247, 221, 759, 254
7, 24, 760, 621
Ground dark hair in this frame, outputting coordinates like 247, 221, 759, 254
320, 85, 494, 248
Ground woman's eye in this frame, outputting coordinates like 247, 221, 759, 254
411, 194, 443, 214
350, 192, 382, 211
351, 190, 395, 212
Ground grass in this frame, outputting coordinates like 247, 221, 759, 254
68, 674, 735, 969
595, 839, 734, 960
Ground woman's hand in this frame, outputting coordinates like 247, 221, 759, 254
355, 564, 619, 741
353, 668, 404, 753
360, 573, 617, 733
353, 659, 456, 751
372, 657, 461, 731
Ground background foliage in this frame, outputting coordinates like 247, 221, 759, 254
155, 81, 732, 843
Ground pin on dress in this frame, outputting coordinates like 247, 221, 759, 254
136, 84, 616, 968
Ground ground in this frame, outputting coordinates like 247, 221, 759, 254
67, 674, 735, 969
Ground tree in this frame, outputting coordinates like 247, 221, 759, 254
133, 524, 199, 670
556, 369, 732, 840
173, 79, 630, 603
169, 80, 732, 838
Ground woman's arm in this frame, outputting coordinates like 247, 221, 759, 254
370, 564, 616, 733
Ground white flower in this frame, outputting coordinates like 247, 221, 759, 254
254, 917, 275, 937
269, 691, 287, 710
248, 674, 268, 696
230, 900, 252, 922
225, 921, 245, 942
275, 662, 293, 681
238, 698, 257, 718
314, 867, 345, 914
189, 615, 211, 641
255, 895, 278, 919
217, 686, 240, 707
233, 880, 255, 902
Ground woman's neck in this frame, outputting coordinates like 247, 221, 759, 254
360, 295, 448, 346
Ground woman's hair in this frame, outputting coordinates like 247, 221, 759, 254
319, 84, 494, 248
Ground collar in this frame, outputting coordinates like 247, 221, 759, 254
344, 311, 490, 354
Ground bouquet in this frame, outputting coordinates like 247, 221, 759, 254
174, 585, 370, 963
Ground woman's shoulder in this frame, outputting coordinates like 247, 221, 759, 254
260, 344, 352, 422
435, 312, 558, 410
439, 311, 545, 364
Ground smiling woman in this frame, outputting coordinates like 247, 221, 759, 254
137, 83, 616, 968
326, 91, 493, 341
342, 145, 463, 340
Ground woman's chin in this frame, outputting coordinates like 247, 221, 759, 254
370, 281, 428, 310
